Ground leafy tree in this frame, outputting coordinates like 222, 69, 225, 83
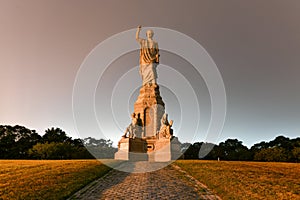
269, 136, 292, 151
29, 142, 68, 159
292, 147, 300, 162
254, 147, 288, 162
198, 142, 217, 159
183, 142, 202, 159
219, 139, 252, 161
251, 136, 300, 162
207, 145, 224, 160
181, 142, 192, 153
0, 125, 41, 158
83, 137, 117, 159
42, 127, 69, 143
29, 141, 93, 159
250, 141, 269, 151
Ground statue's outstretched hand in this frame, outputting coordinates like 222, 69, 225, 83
136, 26, 142, 42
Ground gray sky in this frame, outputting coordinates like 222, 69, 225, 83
1, 0, 300, 147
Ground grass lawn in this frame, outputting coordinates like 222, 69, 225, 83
0, 159, 118, 200
175, 160, 300, 200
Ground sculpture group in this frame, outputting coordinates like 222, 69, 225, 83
115, 26, 181, 161
123, 112, 173, 140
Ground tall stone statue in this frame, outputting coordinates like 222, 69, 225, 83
115, 26, 181, 162
136, 26, 160, 86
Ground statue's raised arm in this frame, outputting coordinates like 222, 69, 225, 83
136, 25, 142, 43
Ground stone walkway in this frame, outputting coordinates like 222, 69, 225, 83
69, 162, 221, 200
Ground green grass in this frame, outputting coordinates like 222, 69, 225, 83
0, 160, 119, 200
175, 160, 300, 200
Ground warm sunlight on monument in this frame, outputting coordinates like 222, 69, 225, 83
114, 26, 181, 161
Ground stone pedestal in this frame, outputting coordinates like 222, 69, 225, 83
115, 137, 174, 162
134, 84, 165, 137
114, 84, 181, 161
114, 137, 129, 160
153, 138, 171, 162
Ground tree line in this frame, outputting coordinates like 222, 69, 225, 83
182, 136, 300, 162
0, 125, 116, 159
1, 125, 299, 162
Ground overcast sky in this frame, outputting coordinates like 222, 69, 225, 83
1, 0, 300, 147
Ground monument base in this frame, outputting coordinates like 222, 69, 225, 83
114, 137, 129, 160
114, 136, 181, 161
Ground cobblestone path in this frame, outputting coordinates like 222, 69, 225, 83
69, 162, 221, 200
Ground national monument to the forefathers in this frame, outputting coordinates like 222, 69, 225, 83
114, 26, 181, 161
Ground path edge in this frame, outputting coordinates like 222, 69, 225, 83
171, 163, 222, 200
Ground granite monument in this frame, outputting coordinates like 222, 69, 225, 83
114, 26, 181, 161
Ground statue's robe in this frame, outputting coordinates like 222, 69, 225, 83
138, 39, 159, 85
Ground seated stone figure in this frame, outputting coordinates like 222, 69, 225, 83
158, 113, 173, 139
123, 113, 143, 139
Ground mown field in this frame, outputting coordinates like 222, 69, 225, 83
1, 160, 299, 200
175, 160, 300, 200
0, 160, 117, 200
